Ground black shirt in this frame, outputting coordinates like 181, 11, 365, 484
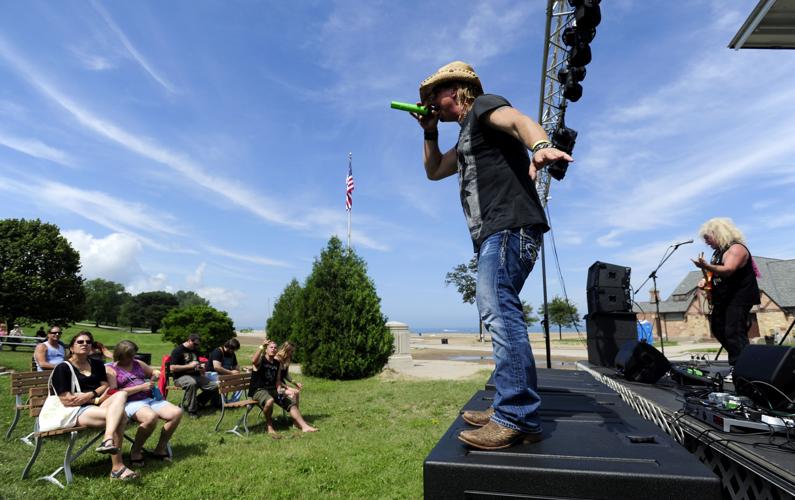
457, 94, 549, 252
711, 243, 761, 307
52, 358, 107, 395
170, 344, 201, 375
208, 347, 238, 371
249, 356, 280, 396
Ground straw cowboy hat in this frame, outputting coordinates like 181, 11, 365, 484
419, 61, 483, 102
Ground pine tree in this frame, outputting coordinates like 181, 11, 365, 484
295, 236, 392, 379
266, 278, 303, 350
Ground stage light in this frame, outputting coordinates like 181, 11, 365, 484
568, 0, 602, 30
558, 68, 584, 102
548, 125, 577, 181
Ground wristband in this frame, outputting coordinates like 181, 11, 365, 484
424, 130, 439, 141
530, 139, 551, 152
91, 389, 99, 398
94, 397, 100, 406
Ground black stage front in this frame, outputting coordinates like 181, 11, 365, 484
579, 362, 795, 499
424, 369, 721, 499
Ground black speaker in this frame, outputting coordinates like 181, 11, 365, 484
587, 261, 631, 290
586, 312, 638, 367
733, 345, 795, 410
615, 341, 671, 384
587, 286, 632, 313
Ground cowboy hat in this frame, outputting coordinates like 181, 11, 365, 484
419, 61, 483, 103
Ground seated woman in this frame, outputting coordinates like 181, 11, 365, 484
275, 342, 303, 404
107, 340, 182, 467
51, 331, 137, 481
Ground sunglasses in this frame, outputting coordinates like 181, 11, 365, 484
49, 331, 62, 335
74, 339, 91, 345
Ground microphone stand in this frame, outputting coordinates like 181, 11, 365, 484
634, 242, 691, 356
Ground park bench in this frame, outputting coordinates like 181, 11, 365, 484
6, 370, 51, 442
214, 372, 262, 437
0, 335, 44, 352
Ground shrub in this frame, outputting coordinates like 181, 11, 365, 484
160, 305, 235, 354
296, 236, 392, 379
266, 278, 303, 355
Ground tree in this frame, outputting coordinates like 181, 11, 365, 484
546, 296, 579, 340
120, 291, 179, 333
0, 218, 85, 328
445, 256, 485, 342
266, 278, 303, 349
295, 236, 392, 379
83, 278, 129, 326
175, 290, 209, 309
160, 305, 235, 353
522, 300, 539, 328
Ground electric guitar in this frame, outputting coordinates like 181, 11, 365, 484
698, 252, 713, 306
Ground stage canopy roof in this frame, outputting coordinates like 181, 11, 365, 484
729, 0, 795, 49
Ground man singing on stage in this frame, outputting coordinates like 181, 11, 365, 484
693, 217, 761, 366
412, 61, 572, 450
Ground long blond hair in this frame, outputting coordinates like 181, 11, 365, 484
699, 217, 746, 250
275, 341, 295, 368
454, 82, 483, 122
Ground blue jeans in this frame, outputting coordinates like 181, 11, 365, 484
476, 225, 543, 433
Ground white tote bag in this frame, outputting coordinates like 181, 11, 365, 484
38, 363, 83, 432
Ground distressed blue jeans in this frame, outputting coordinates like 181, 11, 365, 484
476, 225, 543, 433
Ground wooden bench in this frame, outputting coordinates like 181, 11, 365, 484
0, 335, 44, 352
6, 370, 51, 443
21, 386, 107, 488
213, 373, 261, 437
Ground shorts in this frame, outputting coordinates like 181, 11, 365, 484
251, 388, 295, 411
125, 398, 174, 419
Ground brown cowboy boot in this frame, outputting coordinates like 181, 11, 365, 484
458, 421, 543, 450
461, 407, 495, 427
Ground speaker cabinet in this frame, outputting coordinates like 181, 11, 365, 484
587, 286, 632, 313
615, 341, 670, 384
586, 312, 638, 367
734, 345, 795, 410
587, 261, 631, 290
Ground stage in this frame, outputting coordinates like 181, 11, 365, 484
578, 362, 795, 499
424, 366, 795, 499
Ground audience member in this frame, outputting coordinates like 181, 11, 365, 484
169, 333, 218, 418
90, 340, 113, 361
208, 338, 241, 375
275, 342, 303, 404
33, 325, 66, 371
250, 340, 317, 435
35, 326, 46, 339
107, 340, 182, 466
51, 331, 137, 480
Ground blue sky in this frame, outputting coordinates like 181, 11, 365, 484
1, 1, 793, 330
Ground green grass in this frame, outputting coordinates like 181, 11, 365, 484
0, 333, 488, 499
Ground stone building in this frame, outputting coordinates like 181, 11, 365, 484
634, 256, 795, 340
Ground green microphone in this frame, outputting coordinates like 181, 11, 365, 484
390, 101, 432, 116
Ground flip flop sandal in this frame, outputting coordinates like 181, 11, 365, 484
110, 466, 140, 481
130, 453, 145, 467
96, 438, 120, 454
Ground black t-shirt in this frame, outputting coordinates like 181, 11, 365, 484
711, 243, 761, 307
208, 347, 238, 371
52, 358, 107, 395
249, 356, 280, 396
456, 94, 549, 252
170, 344, 201, 375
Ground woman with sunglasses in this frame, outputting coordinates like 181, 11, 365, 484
33, 325, 66, 371
50, 331, 138, 480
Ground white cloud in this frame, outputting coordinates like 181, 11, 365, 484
0, 132, 73, 166
205, 246, 290, 268
187, 262, 207, 287
63, 230, 144, 284
196, 286, 246, 310
70, 46, 114, 71
89, 0, 175, 93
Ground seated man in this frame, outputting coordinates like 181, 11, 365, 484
249, 340, 317, 436
208, 338, 241, 375
169, 333, 218, 418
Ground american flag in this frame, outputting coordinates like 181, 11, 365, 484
345, 155, 355, 211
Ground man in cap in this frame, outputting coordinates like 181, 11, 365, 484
413, 61, 572, 450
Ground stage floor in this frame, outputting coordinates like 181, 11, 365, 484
581, 362, 795, 498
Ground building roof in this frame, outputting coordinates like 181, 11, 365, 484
729, 0, 795, 49
633, 256, 795, 314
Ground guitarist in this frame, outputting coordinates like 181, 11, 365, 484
692, 218, 761, 365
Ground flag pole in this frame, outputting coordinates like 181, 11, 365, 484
347, 152, 352, 250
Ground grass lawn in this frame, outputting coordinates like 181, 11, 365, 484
0, 329, 488, 499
